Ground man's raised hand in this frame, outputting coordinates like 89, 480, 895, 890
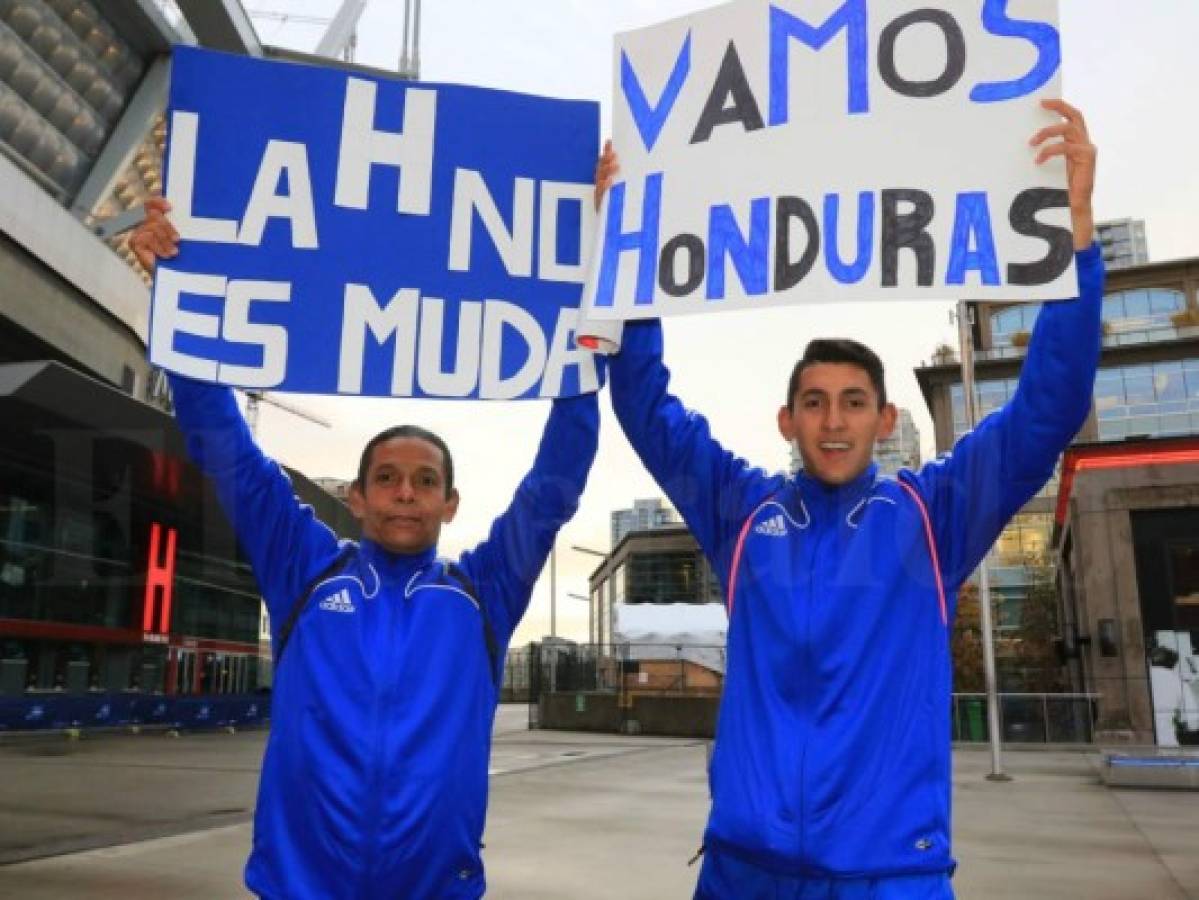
1031, 99, 1097, 251
593, 139, 620, 212
129, 197, 180, 272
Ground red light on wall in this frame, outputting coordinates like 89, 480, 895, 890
142, 522, 178, 634
150, 450, 181, 499
1056, 447, 1199, 526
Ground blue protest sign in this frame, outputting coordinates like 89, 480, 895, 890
150, 46, 602, 400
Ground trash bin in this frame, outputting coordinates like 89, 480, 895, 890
964, 698, 986, 742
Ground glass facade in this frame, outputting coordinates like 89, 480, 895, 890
990, 306, 1042, 348
950, 381, 1060, 500
993, 512, 1053, 568
0, 389, 294, 697
989, 288, 1187, 347
625, 550, 717, 605
953, 358, 1199, 446
1094, 360, 1199, 441
1102, 288, 1186, 333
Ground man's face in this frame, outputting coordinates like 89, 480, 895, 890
348, 437, 458, 554
777, 363, 897, 486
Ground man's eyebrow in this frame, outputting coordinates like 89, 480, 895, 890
800, 388, 829, 398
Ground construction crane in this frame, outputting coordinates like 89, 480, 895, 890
244, 390, 331, 438
249, 1, 370, 63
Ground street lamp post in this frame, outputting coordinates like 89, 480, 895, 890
956, 301, 1012, 783
571, 545, 608, 646
547, 544, 608, 642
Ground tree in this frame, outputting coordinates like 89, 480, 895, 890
1011, 566, 1067, 692
951, 582, 984, 692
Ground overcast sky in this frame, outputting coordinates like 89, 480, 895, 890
244, 0, 1199, 645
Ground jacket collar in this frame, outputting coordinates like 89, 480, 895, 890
357, 539, 439, 582
792, 463, 880, 514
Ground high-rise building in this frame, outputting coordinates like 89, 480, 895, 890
875, 408, 922, 477
610, 497, 680, 547
915, 254, 1199, 743
1096, 218, 1150, 270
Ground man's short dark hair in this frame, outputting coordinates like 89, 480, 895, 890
787, 339, 887, 409
355, 426, 455, 497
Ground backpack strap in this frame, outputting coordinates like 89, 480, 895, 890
896, 479, 948, 627
441, 561, 501, 690
274, 545, 356, 670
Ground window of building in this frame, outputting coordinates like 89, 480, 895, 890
1102, 289, 1186, 335
993, 513, 1053, 568
989, 305, 1042, 347
1094, 359, 1199, 441
950, 378, 1018, 438
625, 550, 704, 605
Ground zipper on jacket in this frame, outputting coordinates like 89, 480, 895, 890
360, 591, 390, 891
798, 524, 831, 863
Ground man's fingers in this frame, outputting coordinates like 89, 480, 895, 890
1034, 142, 1095, 167
144, 196, 172, 217
1029, 122, 1079, 148
130, 237, 156, 271
154, 233, 178, 258
1040, 98, 1087, 132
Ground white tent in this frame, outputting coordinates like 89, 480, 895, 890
612, 603, 728, 674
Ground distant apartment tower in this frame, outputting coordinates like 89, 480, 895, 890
1097, 218, 1149, 270
875, 408, 922, 476
611, 498, 680, 546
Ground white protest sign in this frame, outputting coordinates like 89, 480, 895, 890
582, 0, 1076, 325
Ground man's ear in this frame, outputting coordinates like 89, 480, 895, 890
348, 482, 366, 521
777, 404, 795, 442
442, 488, 460, 524
877, 402, 898, 441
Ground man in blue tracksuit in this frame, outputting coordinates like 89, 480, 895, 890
133, 203, 599, 899
597, 101, 1101, 898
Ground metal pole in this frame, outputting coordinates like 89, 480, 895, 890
550, 544, 557, 639
399, 0, 412, 76
957, 301, 1012, 782
411, 0, 422, 79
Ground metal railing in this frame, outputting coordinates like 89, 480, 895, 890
514, 643, 1105, 745
952, 692, 1100, 744
509, 642, 726, 699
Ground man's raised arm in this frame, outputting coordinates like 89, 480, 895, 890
911, 99, 1103, 592
133, 202, 341, 622
457, 392, 599, 638
594, 143, 773, 564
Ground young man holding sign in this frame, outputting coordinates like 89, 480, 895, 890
133, 200, 599, 900
596, 99, 1100, 898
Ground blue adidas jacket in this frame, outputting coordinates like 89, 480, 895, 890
609, 246, 1104, 879
169, 375, 598, 899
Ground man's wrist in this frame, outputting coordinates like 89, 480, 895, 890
1072, 210, 1094, 251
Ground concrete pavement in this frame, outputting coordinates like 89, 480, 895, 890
1, 707, 1197, 898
